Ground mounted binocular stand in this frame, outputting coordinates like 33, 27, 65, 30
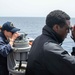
7, 32, 33, 75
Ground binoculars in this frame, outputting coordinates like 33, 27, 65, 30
71, 47, 75, 56
70, 26, 75, 30
16, 34, 23, 40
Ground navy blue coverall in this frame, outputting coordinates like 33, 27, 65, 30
0, 32, 13, 75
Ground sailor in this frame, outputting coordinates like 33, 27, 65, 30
25, 10, 75, 75
0, 22, 20, 75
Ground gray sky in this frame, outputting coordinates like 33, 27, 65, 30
0, 0, 75, 17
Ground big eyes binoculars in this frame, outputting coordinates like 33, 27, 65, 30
70, 26, 75, 30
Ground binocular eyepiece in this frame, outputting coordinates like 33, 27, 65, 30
16, 34, 23, 40
70, 26, 75, 30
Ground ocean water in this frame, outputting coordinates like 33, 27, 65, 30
0, 17, 45, 38
0, 17, 75, 53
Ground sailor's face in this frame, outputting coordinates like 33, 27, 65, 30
4, 30, 13, 38
7, 32, 13, 38
57, 20, 70, 40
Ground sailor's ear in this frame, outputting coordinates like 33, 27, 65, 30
53, 24, 60, 32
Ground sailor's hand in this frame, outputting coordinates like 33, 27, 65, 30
71, 25, 75, 42
11, 32, 20, 41
9, 32, 20, 47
